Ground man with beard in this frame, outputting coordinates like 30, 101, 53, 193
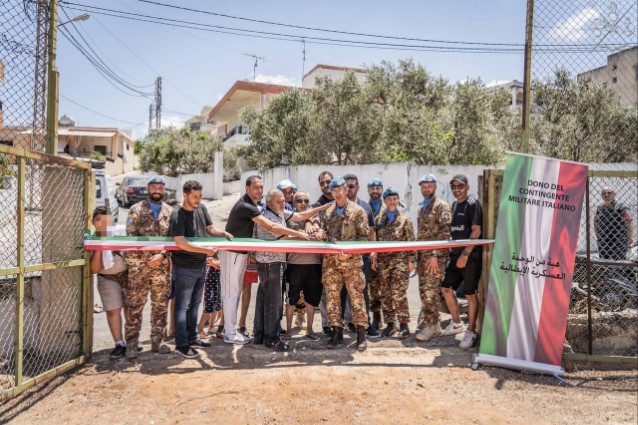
367, 178, 386, 331
413, 174, 452, 342
312, 171, 334, 207
124, 176, 173, 359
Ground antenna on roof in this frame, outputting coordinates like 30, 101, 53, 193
243, 53, 265, 82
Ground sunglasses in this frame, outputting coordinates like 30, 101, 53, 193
319, 180, 332, 187
450, 184, 466, 189
347, 184, 357, 189
295, 199, 310, 204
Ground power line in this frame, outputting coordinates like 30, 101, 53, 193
59, 3, 525, 53
60, 94, 145, 125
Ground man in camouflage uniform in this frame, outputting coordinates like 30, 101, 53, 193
124, 176, 172, 358
373, 187, 415, 339
414, 174, 452, 342
320, 176, 370, 351
367, 178, 386, 331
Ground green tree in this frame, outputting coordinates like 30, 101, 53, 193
530, 69, 638, 162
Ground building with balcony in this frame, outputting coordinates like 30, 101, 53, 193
578, 46, 638, 108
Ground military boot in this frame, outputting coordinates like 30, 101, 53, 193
125, 342, 138, 360
356, 326, 367, 352
326, 326, 343, 349
151, 335, 171, 354
398, 323, 410, 339
371, 311, 382, 331
382, 322, 396, 337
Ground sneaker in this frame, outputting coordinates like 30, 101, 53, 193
190, 339, 212, 348
346, 323, 357, 333
441, 321, 466, 336
175, 345, 199, 359
224, 333, 250, 345
366, 327, 381, 339
416, 323, 441, 342
459, 331, 478, 349
110, 344, 126, 360
238, 326, 249, 337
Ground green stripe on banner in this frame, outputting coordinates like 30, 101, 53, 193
480, 154, 533, 357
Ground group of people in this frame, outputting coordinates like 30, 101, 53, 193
91, 169, 486, 360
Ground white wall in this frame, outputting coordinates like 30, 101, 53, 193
241, 162, 501, 227
165, 172, 218, 202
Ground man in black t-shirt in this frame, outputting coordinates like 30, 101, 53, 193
440, 174, 483, 350
171, 180, 232, 359
312, 171, 335, 207
220, 175, 327, 345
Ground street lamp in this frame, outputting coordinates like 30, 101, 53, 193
45, 0, 90, 155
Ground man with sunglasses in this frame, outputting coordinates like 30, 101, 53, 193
343, 173, 381, 339
441, 174, 483, 350
313, 171, 335, 207
595, 187, 634, 261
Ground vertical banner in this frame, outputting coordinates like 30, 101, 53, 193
474, 153, 588, 376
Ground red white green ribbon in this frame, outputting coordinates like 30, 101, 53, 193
84, 236, 493, 254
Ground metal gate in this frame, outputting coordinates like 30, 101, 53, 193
481, 167, 638, 361
0, 145, 92, 400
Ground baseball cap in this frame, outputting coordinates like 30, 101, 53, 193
450, 174, 469, 185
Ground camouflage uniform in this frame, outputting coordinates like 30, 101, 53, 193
416, 197, 451, 326
320, 201, 370, 328
368, 199, 387, 315
376, 210, 415, 324
124, 199, 172, 346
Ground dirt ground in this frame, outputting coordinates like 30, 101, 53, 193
1, 331, 636, 425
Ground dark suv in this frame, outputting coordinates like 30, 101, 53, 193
116, 176, 176, 207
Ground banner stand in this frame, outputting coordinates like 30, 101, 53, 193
472, 353, 565, 378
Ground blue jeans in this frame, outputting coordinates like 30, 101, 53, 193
173, 265, 206, 348
254, 262, 285, 345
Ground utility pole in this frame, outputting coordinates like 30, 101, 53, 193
148, 104, 154, 133
45, 0, 59, 155
154, 76, 162, 129
521, 0, 534, 154
243, 54, 264, 81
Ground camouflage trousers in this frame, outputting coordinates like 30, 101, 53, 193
377, 257, 410, 324
417, 255, 447, 325
323, 265, 367, 328
368, 268, 382, 314
125, 263, 171, 345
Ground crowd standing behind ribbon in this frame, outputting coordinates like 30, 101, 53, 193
90, 171, 486, 360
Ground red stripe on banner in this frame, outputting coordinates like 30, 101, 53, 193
534, 162, 587, 366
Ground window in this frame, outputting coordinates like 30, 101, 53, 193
95, 178, 102, 198
126, 143, 130, 150
612, 77, 617, 84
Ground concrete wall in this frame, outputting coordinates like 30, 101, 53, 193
241, 162, 501, 227
165, 172, 218, 202
223, 180, 242, 195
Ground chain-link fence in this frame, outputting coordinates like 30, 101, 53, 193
0, 145, 91, 400
528, 0, 637, 162
0, 0, 49, 153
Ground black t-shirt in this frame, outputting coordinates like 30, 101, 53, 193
312, 194, 333, 208
225, 193, 261, 238
450, 196, 483, 256
170, 204, 213, 268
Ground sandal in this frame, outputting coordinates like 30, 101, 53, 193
305, 332, 320, 341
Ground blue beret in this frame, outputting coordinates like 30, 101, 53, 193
382, 186, 399, 199
329, 176, 346, 191
367, 178, 383, 188
276, 179, 297, 191
147, 175, 166, 185
418, 174, 437, 184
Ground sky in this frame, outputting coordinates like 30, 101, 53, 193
50, 0, 634, 139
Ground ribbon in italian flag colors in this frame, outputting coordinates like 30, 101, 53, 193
84, 237, 493, 254
476, 153, 587, 376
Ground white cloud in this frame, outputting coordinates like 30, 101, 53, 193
254, 73, 299, 87
133, 114, 185, 138
549, 8, 600, 41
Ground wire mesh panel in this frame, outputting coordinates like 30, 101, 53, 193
0, 0, 49, 152
0, 275, 17, 393
530, 0, 638, 162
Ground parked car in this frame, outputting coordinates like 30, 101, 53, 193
116, 176, 177, 207
94, 169, 119, 222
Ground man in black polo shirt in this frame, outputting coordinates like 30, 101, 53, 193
220, 175, 328, 345
312, 171, 334, 207
440, 174, 483, 350
171, 180, 232, 359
